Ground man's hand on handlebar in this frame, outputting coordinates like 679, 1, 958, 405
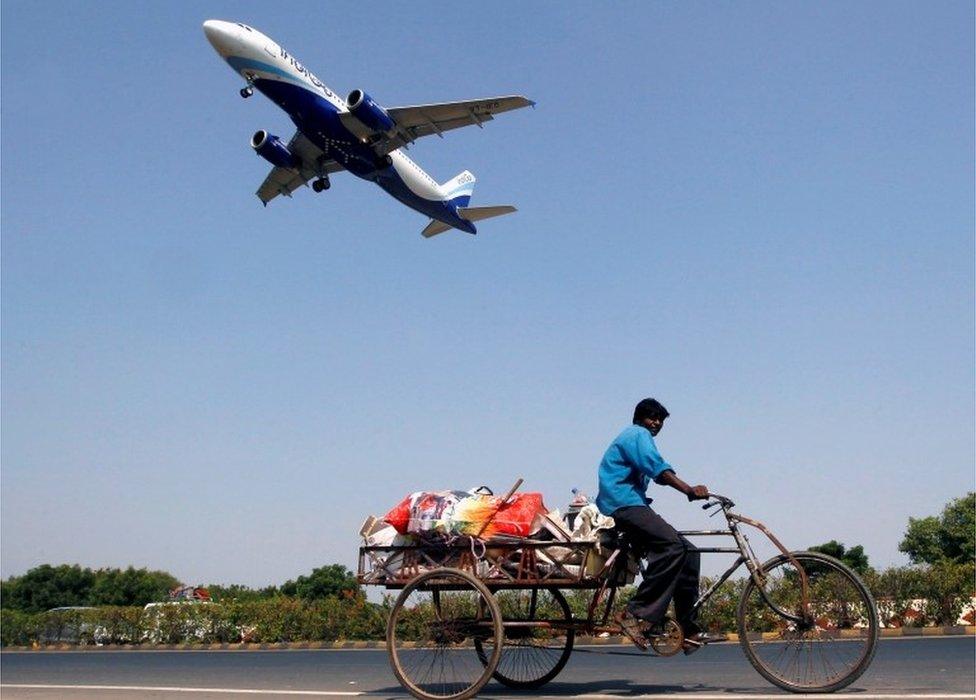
657, 471, 709, 502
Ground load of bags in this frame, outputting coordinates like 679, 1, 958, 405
383, 489, 547, 539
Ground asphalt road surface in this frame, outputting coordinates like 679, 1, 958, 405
1, 637, 972, 699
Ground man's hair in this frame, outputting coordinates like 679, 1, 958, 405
633, 398, 670, 424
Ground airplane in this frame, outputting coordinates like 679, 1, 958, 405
202, 20, 534, 237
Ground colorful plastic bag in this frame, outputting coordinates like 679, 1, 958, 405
384, 490, 547, 539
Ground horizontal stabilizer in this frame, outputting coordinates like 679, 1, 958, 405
422, 219, 454, 238
458, 205, 517, 222
421, 205, 518, 238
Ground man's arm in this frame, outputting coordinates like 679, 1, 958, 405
657, 470, 709, 501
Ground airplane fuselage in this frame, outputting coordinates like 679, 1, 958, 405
203, 20, 476, 233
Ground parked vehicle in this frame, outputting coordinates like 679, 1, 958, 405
39, 607, 108, 645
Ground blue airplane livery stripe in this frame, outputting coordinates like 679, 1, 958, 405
227, 56, 308, 88
443, 185, 474, 198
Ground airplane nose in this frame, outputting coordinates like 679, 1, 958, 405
203, 19, 240, 55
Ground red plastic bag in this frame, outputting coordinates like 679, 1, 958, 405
485, 492, 546, 538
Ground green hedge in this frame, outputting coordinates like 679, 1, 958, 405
0, 598, 389, 647
695, 561, 974, 632
862, 562, 975, 627
2, 563, 972, 646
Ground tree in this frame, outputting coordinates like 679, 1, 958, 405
808, 540, 870, 575
281, 565, 360, 601
207, 583, 279, 602
1, 564, 96, 613
89, 567, 180, 607
899, 493, 975, 565
1, 564, 181, 612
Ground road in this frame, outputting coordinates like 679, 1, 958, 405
1, 637, 972, 699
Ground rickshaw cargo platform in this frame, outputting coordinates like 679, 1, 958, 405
358, 537, 636, 589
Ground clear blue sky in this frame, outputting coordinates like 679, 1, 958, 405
2, 1, 973, 586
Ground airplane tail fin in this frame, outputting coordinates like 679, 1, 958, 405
439, 170, 477, 205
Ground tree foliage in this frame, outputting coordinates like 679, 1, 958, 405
280, 565, 360, 601
807, 540, 870, 575
1, 565, 177, 613
899, 492, 975, 565
89, 567, 179, 607
1, 565, 96, 613
206, 583, 280, 603
3, 562, 364, 613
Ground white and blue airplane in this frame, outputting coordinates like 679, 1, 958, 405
203, 20, 534, 237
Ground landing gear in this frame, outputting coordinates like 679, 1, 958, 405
312, 177, 330, 192
240, 86, 254, 98
374, 154, 393, 169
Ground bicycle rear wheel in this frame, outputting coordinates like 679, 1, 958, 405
737, 551, 878, 693
474, 588, 575, 689
387, 568, 503, 700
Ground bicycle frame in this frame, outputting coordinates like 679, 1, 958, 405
583, 496, 811, 632
672, 498, 811, 626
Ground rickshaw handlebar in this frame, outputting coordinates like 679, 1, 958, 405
702, 493, 735, 509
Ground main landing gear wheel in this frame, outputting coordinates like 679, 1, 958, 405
312, 177, 330, 192
375, 154, 393, 169
240, 86, 253, 98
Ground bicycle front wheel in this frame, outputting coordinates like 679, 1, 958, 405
737, 551, 878, 693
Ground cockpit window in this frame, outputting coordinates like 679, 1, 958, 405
236, 23, 253, 31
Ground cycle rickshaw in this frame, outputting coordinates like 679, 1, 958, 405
358, 493, 879, 699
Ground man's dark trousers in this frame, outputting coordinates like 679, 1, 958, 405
612, 505, 701, 634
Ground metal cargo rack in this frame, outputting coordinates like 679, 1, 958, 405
358, 538, 627, 590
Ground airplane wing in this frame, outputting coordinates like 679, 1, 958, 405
256, 131, 344, 205
342, 95, 534, 154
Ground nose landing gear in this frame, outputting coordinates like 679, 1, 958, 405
240, 86, 254, 99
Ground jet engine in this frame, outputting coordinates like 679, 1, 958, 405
251, 130, 297, 169
346, 89, 395, 134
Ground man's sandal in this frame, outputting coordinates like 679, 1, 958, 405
613, 611, 649, 651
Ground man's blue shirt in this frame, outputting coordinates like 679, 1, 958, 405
596, 424, 675, 516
